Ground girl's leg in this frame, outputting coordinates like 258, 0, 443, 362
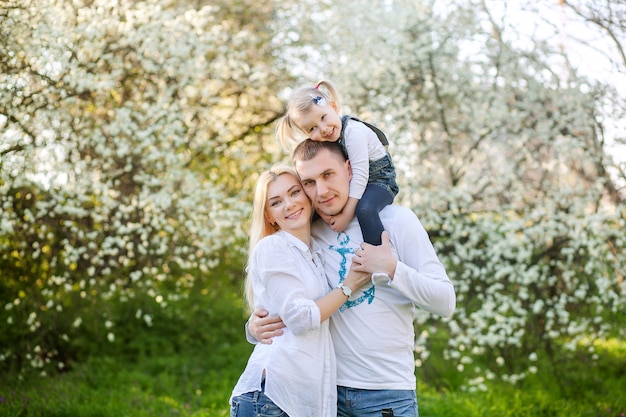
356, 184, 394, 245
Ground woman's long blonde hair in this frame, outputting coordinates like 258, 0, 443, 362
244, 164, 301, 312
275, 80, 342, 150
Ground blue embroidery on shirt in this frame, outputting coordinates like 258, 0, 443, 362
328, 232, 375, 311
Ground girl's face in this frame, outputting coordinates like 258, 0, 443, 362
265, 173, 312, 240
293, 101, 342, 143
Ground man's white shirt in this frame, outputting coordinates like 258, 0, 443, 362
312, 205, 455, 390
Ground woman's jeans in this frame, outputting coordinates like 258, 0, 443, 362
230, 379, 287, 417
337, 386, 418, 417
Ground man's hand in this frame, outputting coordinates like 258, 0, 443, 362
352, 231, 397, 278
249, 308, 285, 344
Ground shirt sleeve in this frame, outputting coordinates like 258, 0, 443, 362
376, 207, 456, 318
252, 237, 322, 335
244, 317, 258, 345
343, 119, 376, 199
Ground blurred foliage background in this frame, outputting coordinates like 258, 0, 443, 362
1, 0, 625, 414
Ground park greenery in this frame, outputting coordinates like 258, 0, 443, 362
1, 0, 625, 415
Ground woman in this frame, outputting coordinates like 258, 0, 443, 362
229, 164, 370, 417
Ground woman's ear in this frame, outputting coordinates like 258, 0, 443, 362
265, 213, 279, 230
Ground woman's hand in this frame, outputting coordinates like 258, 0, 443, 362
343, 266, 372, 292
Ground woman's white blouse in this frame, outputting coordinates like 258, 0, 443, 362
230, 231, 336, 417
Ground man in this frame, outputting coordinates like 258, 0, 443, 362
248, 140, 455, 417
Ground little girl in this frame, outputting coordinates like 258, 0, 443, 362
275, 80, 399, 246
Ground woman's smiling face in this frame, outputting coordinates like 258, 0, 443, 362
265, 173, 312, 239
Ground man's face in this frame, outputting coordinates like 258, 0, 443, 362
294, 148, 352, 217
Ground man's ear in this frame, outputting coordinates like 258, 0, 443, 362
345, 159, 352, 180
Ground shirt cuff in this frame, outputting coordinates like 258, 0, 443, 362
371, 272, 393, 286
244, 318, 259, 345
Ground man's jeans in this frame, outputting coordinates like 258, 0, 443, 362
337, 386, 418, 417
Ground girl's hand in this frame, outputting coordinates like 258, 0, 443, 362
328, 210, 351, 232
324, 197, 358, 232
316, 209, 334, 226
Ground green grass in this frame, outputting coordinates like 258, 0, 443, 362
2, 337, 624, 417
415, 336, 626, 417
2, 271, 625, 417
0, 344, 254, 417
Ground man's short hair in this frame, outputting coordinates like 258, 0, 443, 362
292, 139, 348, 164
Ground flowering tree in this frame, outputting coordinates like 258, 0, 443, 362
288, 0, 626, 390
0, 0, 286, 373
2, 0, 625, 389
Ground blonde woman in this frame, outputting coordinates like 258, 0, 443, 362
229, 164, 371, 417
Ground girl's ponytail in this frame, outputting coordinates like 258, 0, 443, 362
275, 114, 296, 150
314, 80, 341, 110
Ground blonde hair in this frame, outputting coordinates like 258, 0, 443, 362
244, 164, 301, 312
275, 80, 342, 149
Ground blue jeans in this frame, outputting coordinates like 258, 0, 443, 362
230, 379, 287, 417
356, 184, 394, 245
337, 386, 418, 417
357, 153, 398, 246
